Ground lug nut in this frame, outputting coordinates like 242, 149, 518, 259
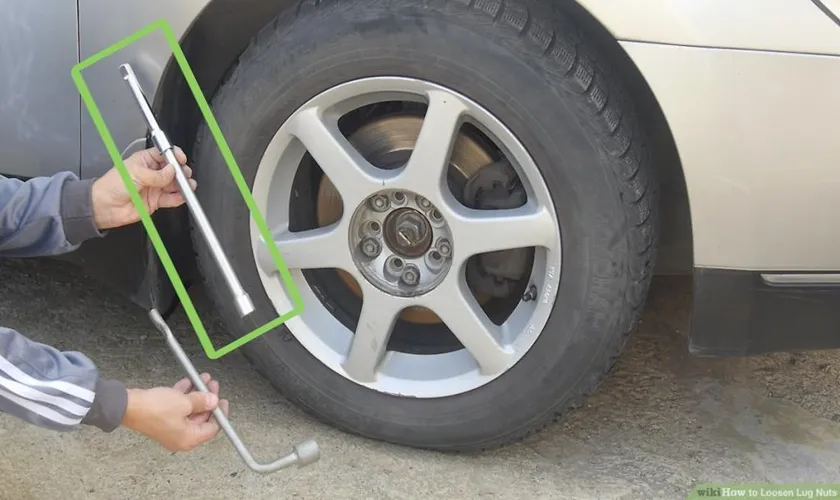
360, 237, 381, 258
425, 250, 445, 272
385, 256, 405, 276
401, 265, 420, 286
429, 209, 443, 223
416, 195, 432, 210
436, 238, 452, 258
370, 194, 389, 212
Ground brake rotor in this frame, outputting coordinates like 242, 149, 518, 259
316, 115, 493, 324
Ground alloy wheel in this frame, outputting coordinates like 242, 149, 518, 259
249, 77, 562, 398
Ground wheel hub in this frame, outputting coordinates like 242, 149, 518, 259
384, 207, 433, 258
349, 189, 453, 297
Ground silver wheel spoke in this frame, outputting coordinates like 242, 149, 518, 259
256, 223, 354, 275
399, 90, 468, 194
427, 279, 513, 375
343, 285, 405, 382
448, 204, 556, 261
289, 108, 385, 205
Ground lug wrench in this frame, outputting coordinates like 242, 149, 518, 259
119, 63, 254, 318
149, 309, 321, 473
122, 64, 320, 472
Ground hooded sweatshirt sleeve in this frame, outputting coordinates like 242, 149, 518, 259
0, 172, 125, 432
0, 326, 127, 432
0, 172, 104, 258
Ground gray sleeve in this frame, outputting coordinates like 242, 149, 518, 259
0, 172, 105, 258
0, 326, 127, 432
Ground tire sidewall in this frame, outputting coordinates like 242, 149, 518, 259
193, 0, 635, 447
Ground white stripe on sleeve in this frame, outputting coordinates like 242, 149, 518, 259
0, 372, 90, 416
0, 356, 95, 403
0, 385, 83, 427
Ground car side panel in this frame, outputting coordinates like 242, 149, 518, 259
77, 1, 210, 179
621, 42, 840, 271
572, 0, 840, 354
575, 0, 840, 55
0, 0, 80, 178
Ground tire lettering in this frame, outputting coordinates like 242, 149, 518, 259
541, 283, 553, 304
525, 324, 536, 337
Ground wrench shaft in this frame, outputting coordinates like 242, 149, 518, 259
120, 63, 254, 318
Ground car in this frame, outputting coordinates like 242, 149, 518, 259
5, 0, 840, 452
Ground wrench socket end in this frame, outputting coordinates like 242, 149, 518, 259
293, 439, 321, 466
235, 293, 256, 318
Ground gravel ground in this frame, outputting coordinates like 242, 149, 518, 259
1, 257, 839, 500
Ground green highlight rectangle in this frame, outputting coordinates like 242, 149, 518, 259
71, 19, 303, 359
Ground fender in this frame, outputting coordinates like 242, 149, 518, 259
575, 0, 840, 54
577, 0, 840, 354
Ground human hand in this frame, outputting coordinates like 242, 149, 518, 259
91, 146, 196, 230
121, 372, 230, 452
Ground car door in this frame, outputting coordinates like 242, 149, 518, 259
0, 0, 81, 178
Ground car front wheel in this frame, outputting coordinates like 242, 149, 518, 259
191, 0, 657, 451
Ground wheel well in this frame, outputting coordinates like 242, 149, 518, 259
147, 0, 300, 294
152, 0, 693, 277
152, 0, 298, 163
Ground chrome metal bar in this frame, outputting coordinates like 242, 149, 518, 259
119, 63, 255, 318
149, 309, 321, 473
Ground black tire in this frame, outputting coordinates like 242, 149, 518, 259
191, 0, 657, 451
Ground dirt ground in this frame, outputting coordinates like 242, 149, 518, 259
1, 257, 839, 500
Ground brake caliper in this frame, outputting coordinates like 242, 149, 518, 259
462, 161, 530, 298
